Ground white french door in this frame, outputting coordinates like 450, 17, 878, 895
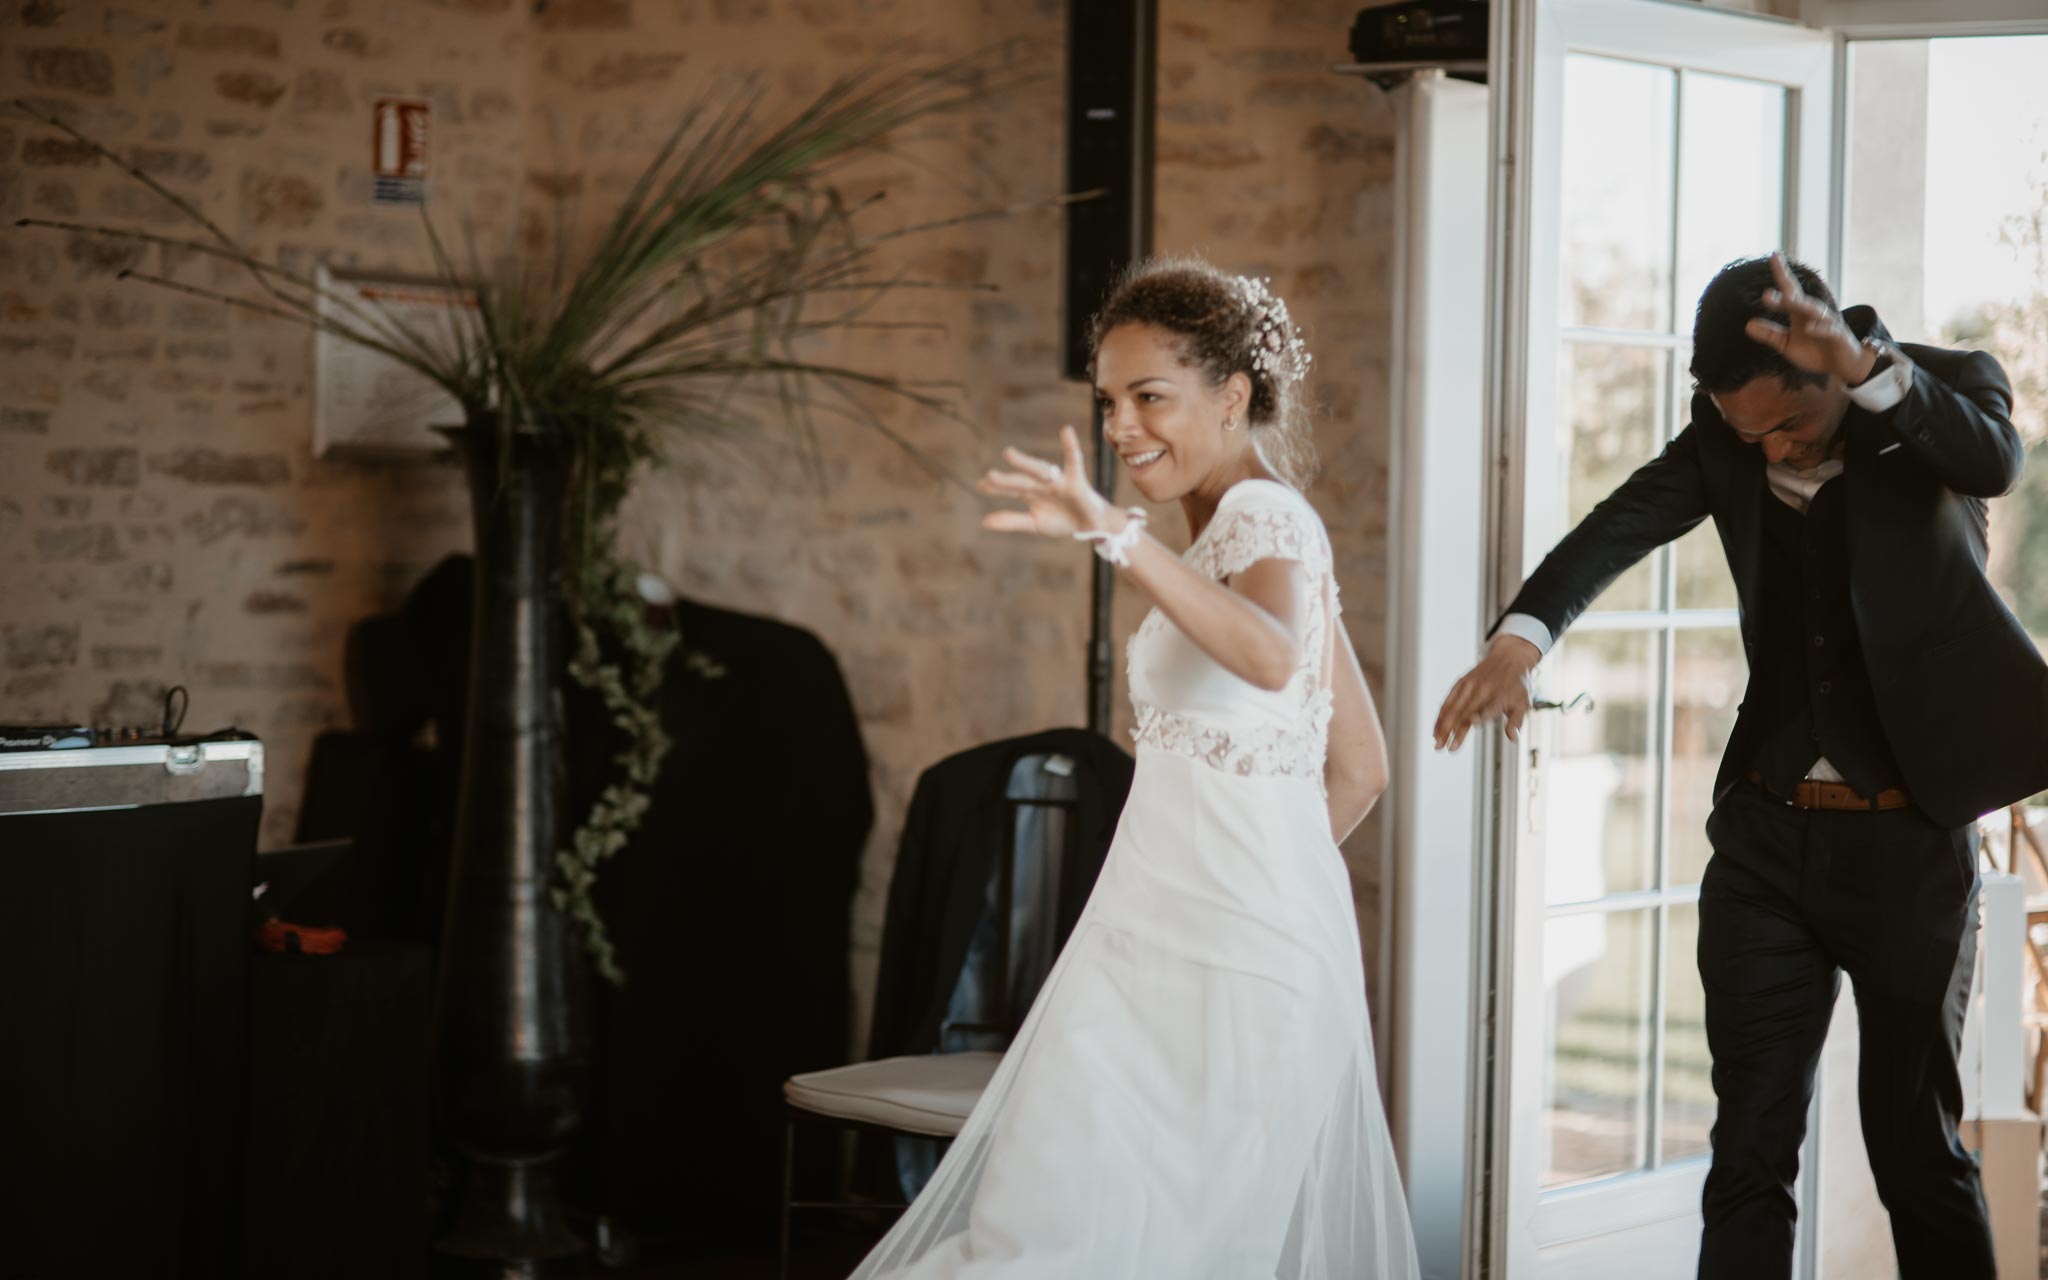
1484, 3, 1835, 1276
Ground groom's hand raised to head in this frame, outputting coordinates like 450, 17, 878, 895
1742, 251, 1877, 385
1433, 634, 1541, 752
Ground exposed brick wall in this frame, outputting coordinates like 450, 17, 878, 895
0, 0, 1396, 1047
0, 0, 528, 852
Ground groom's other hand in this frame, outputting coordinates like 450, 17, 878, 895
1433, 634, 1541, 751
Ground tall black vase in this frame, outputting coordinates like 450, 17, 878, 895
431, 422, 589, 1277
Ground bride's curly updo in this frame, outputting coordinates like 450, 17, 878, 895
1087, 256, 1319, 490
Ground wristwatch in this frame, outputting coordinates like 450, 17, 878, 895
1844, 336, 1913, 413
1849, 337, 1893, 389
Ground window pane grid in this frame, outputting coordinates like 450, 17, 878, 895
1542, 47, 1794, 1196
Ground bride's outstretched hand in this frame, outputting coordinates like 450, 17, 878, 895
980, 425, 1117, 538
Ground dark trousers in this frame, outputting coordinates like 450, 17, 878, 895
1695, 781, 1992, 1280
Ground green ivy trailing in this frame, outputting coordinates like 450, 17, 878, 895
553, 554, 673, 985
551, 420, 685, 987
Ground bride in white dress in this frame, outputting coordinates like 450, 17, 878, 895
849, 258, 1421, 1280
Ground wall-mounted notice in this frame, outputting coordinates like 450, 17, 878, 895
312, 265, 473, 457
371, 97, 430, 206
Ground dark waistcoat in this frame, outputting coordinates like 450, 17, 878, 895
1749, 475, 1904, 798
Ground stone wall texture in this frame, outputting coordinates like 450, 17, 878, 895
0, 0, 1396, 1050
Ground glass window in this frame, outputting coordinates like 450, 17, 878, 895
1544, 908, 1656, 1186
1560, 343, 1669, 612
1674, 72, 1787, 329
1538, 48, 1788, 1195
1662, 904, 1714, 1165
1669, 627, 1744, 887
1562, 56, 1677, 332
1547, 629, 1661, 904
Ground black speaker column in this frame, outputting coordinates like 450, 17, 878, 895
1065, 0, 1157, 735
1063, 0, 1157, 382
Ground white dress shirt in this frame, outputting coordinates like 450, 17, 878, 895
1496, 349, 1914, 785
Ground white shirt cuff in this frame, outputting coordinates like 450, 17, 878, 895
1495, 613, 1554, 658
1847, 344, 1912, 414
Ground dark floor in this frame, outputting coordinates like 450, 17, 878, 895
611, 1236, 878, 1280
601, 1179, 2048, 1277
626, 1186, 2048, 1279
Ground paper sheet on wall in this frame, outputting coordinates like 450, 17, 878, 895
313, 265, 472, 456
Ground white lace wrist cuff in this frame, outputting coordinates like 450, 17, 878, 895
1075, 508, 1148, 566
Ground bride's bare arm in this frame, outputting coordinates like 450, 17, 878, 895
1324, 623, 1389, 843
1111, 538, 1307, 693
980, 426, 1305, 692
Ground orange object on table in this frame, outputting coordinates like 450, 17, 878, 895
255, 918, 348, 956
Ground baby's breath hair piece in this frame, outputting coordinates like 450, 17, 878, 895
1087, 256, 1322, 489
1227, 274, 1313, 389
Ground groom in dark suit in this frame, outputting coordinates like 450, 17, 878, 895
1435, 253, 2048, 1278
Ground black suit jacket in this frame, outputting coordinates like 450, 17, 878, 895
867, 727, 1134, 1063
1501, 308, 2048, 829
581, 595, 874, 1242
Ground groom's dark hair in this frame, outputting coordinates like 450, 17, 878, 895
1690, 254, 1840, 394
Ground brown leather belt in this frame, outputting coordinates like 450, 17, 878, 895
1745, 769, 1912, 812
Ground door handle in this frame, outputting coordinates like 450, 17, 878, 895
1525, 694, 1590, 833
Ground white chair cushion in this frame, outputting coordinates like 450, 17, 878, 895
784, 1051, 1002, 1138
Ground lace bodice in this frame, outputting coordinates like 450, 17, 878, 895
1126, 479, 1340, 787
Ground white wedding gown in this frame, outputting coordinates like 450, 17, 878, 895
850, 479, 1422, 1280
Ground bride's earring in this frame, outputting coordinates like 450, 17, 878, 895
1222, 415, 1238, 433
